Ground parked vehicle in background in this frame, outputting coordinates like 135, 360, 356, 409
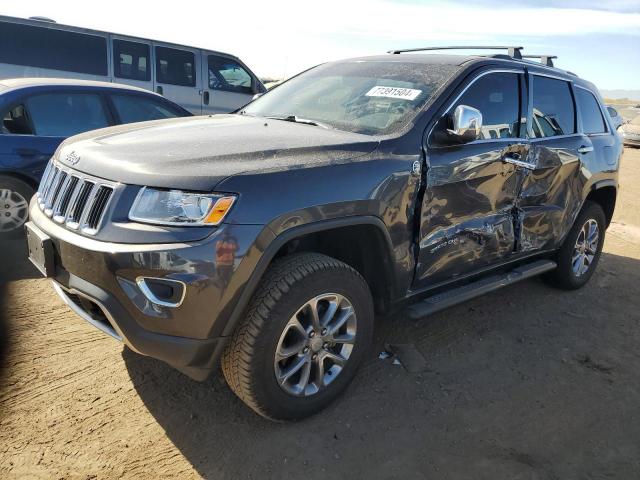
605, 105, 624, 130
0, 15, 266, 115
0, 78, 191, 236
619, 115, 640, 147
25, 46, 622, 420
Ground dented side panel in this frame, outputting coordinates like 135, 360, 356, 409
515, 136, 584, 252
414, 143, 521, 287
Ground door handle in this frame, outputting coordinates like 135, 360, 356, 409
577, 145, 594, 154
203, 91, 210, 105
156, 86, 163, 95
502, 153, 535, 169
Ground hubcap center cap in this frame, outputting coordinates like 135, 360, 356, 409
309, 336, 324, 353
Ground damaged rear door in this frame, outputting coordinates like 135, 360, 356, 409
415, 68, 528, 288
514, 73, 584, 253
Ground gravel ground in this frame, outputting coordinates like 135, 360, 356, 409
1, 148, 639, 480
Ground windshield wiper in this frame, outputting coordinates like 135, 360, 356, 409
266, 115, 331, 129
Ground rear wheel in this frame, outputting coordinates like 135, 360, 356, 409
222, 253, 374, 421
0, 177, 33, 238
544, 201, 606, 290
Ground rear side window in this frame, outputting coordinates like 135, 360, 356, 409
26, 93, 109, 137
113, 40, 150, 81
208, 55, 253, 94
576, 88, 607, 134
111, 94, 185, 123
453, 72, 521, 139
531, 76, 575, 138
0, 21, 107, 76
155, 47, 195, 87
606, 106, 618, 117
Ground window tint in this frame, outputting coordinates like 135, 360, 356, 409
0, 21, 107, 75
155, 47, 195, 86
453, 72, 521, 139
208, 56, 253, 94
111, 95, 184, 123
575, 88, 606, 134
26, 93, 109, 137
531, 76, 575, 138
113, 40, 150, 81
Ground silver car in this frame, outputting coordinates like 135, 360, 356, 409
619, 115, 640, 147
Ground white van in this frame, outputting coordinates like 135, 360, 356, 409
0, 15, 266, 114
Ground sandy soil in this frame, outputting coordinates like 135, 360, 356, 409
1, 149, 639, 479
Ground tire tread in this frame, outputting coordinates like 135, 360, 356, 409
221, 252, 366, 420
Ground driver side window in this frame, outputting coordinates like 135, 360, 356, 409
453, 72, 521, 140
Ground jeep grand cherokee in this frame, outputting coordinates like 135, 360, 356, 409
25, 46, 622, 420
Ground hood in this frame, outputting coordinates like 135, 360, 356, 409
56, 115, 379, 191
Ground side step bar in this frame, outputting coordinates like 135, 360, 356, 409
406, 259, 557, 320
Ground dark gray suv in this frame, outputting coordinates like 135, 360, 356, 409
25, 47, 622, 420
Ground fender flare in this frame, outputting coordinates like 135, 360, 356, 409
220, 215, 396, 337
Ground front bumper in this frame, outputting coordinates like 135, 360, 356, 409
28, 200, 270, 380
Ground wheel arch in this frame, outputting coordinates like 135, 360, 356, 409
585, 180, 617, 227
0, 171, 39, 190
220, 216, 398, 337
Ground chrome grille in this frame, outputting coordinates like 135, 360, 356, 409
37, 161, 115, 235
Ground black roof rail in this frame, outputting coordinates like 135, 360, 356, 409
388, 46, 523, 59
522, 55, 557, 67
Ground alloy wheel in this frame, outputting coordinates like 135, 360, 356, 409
572, 218, 599, 277
274, 293, 357, 397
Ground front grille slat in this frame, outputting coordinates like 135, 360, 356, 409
43, 168, 61, 208
67, 181, 95, 228
37, 162, 53, 198
83, 186, 113, 231
48, 172, 69, 216
53, 176, 80, 223
38, 160, 115, 235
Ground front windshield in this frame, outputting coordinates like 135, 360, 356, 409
242, 60, 460, 135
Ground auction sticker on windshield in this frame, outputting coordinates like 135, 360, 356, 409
365, 86, 422, 100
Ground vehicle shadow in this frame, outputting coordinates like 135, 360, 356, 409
124, 251, 640, 479
0, 236, 39, 284
0, 236, 38, 389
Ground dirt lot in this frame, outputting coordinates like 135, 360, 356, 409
1, 149, 640, 480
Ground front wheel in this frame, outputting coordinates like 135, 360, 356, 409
544, 201, 606, 290
222, 253, 374, 421
0, 177, 33, 238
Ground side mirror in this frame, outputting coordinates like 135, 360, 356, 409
448, 105, 482, 142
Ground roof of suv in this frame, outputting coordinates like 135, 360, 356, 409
341, 52, 598, 93
346, 53, 575, 75
0, 77, 154, 95
346, 54, 479, 66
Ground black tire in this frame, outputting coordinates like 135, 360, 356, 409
543, 201, 606, 290
0, 176, 34, 239
222, 253, 374, 421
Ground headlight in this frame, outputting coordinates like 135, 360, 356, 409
129, 188, 236, 226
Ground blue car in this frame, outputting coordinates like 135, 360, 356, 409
0, 78, 191, 236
